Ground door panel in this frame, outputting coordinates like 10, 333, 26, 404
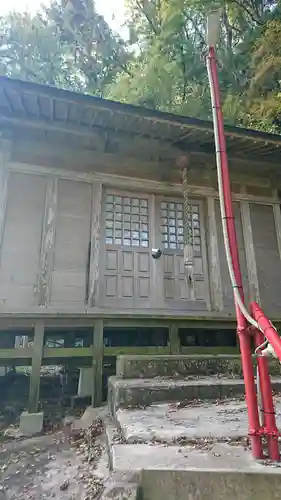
100, 191, 152, 308
157, 197, 209, 310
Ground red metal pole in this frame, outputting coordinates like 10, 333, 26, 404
251, 302, 281, 362
207, 46, 263, 459
255, 328, 280, 460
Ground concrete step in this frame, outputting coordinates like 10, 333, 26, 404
116, 354, 281, 379
140, 467, 281, 500
108, 376, 281, 416
115, 398, 281, 444
105, 414, 281, 500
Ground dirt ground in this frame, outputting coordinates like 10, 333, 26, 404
0, 418, 109, 500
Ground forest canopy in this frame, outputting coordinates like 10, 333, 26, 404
1, 0, 281, 132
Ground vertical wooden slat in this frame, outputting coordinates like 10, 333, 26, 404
37, 177, 57, 306
28, 320, 44, 413
200, 202, 212, 310
88, 182, 103, 307
0, 140, 10, 254
149, 194, 163, 308
92, 319, 104, 407
240, 201, 260, 302
273, 202, 281, 262
169, 324, 180, 354
207, 197, 223, 311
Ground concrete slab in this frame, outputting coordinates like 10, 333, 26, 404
102, 482, 139, 499
117, 354, 281, 379
112, 442, 281, 498
108, 376, 281, 415
116, 398, 281, 443
106, 398, 281, 500
111, 441, 281, 472
140, 468, 281, 500
20, 411, 44, 436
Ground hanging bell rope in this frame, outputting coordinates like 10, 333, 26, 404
182, 165, 195, 299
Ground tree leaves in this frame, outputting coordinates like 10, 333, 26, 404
1, 0, 281, 132
0, 0, 129, 94
108, 0, 281, 131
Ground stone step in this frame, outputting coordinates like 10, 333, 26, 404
140, 467, 281, 500
108, 376, 281, 416
116, 354, 281, 379
105, 419, 281, 500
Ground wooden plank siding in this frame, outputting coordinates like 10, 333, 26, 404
0, 172, 47, 307
215, 200, 249, 312
0, 160, 280, 318
250, 203, 281, 316
49, 178, 92, 307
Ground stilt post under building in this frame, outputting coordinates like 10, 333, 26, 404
28, 320, 44, 413
92, 319, 104, 407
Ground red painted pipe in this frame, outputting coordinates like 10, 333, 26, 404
251, 302, 281, 362
255, 328, 280, 460
207, 46, 263, 459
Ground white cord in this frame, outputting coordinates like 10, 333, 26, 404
206, 55, 260, 329
206, 51, 280, 361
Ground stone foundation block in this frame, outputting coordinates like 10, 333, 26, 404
20, 411, 44, 436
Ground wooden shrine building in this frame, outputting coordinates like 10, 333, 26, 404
1, 76, 281, 410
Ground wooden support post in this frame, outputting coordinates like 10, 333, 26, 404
88, 182, 102, 307
92, 319, 104, 407
37, 177, 58, 306
28, 320, 44, 413
207, 197, 223, 311
169, 324, 180, 354
240, 201, 260, 302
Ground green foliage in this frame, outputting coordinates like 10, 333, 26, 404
0, 0, 129, 94
1, 0, 281, 131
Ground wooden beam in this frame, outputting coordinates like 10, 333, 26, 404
240, 201, 260, 302
168, 324, 180, 354
9, 160, 278, 204
28, 320, 44, 413
104, 346, 170, 356
0, 347, 32, 359
9, 129, 281, 177
43, 347, 92, 358
103, 318, 237, 329
0, 342, 242, 361
92, 320, 104, 407
207, 198, 223, 311
0, 315, 241, 331
88, 182, 102, 307
0, 311, 248, 326
181, 346, 239, 355
36, 177, 58, 306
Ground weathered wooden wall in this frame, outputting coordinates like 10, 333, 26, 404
0, 172, 46, 307
0, 146, 280, 318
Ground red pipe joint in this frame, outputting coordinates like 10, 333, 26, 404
251, 302, 281, 362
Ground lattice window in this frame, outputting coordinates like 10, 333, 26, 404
160, 201, 201, 253
105, 194, 149, 247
